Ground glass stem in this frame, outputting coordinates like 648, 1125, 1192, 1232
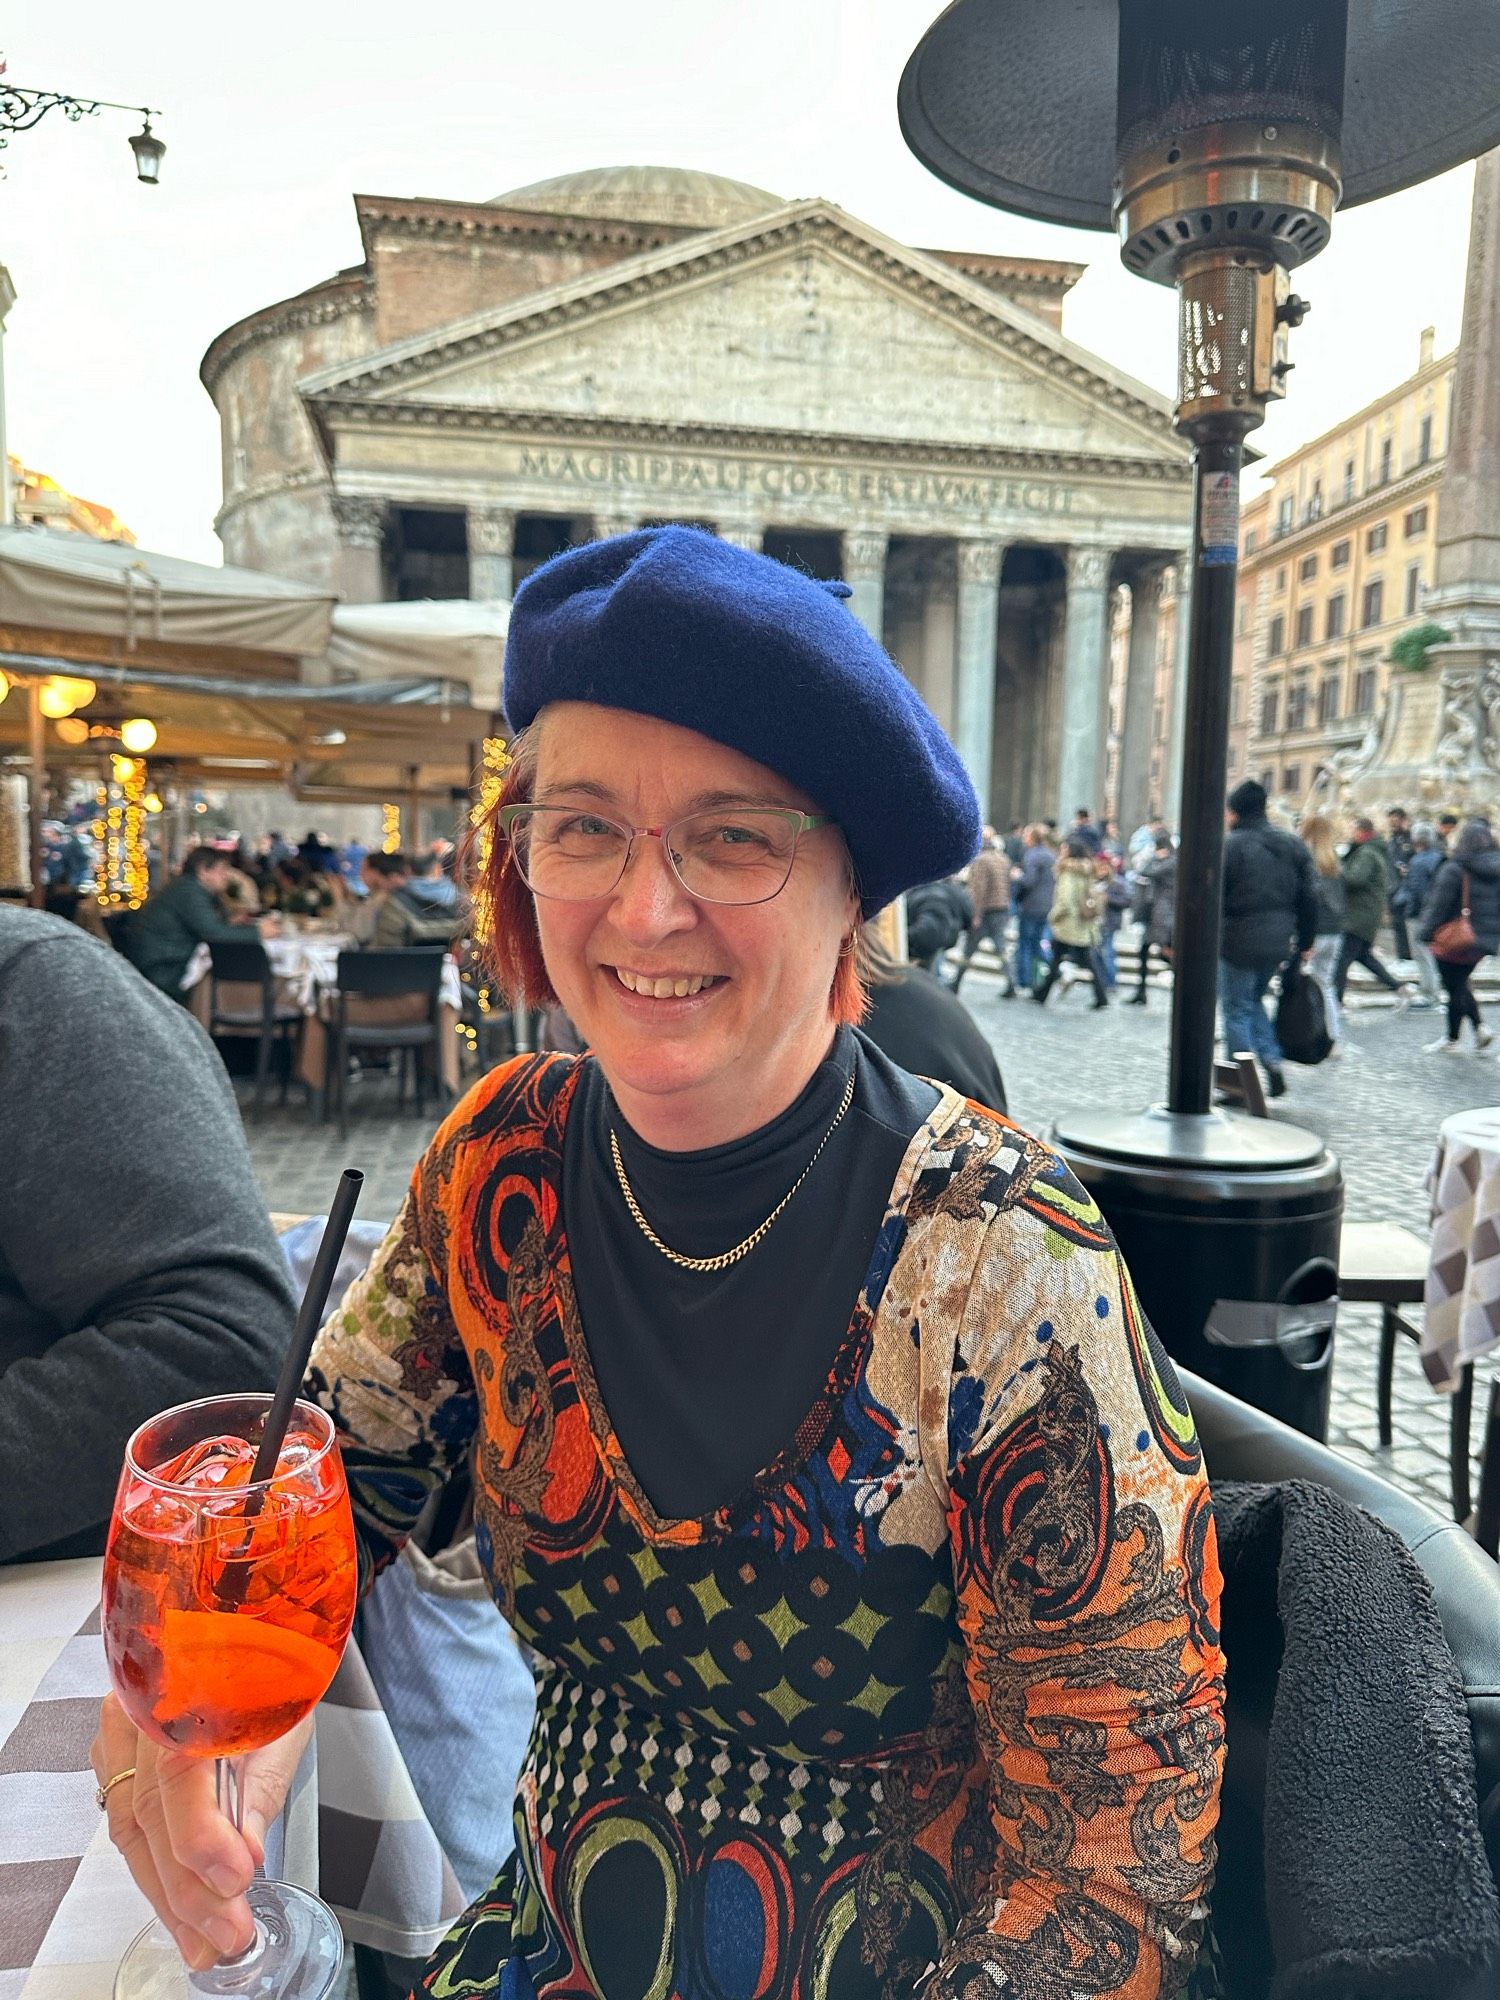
212, 1757, 266, 1972
215, 1756, 247, 1839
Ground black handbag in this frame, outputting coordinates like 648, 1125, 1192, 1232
1276, 958, 1334, 1065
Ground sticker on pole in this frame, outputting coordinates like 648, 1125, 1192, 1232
1199, 471, 1239, 567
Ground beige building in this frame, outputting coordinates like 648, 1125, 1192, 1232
1237, 330, 1454, 814
201, 164, 1195, 832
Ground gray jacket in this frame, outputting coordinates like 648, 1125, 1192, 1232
0, 911, 295, 1561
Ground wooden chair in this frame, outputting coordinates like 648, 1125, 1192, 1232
207, 937, 302, 1117
331, 948, 445, 1139
1337, 1218, 1482, 1526
1212, 1051, 1269, 1117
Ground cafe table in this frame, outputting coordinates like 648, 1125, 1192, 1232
181, 937, 465, 1097
0, 1556, 466, 1997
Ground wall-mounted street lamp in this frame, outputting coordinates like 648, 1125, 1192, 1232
0, 84, 165, 182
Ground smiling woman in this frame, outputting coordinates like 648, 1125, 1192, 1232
101, 526, 1228, 2000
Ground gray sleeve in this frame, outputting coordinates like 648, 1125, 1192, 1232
0, 933, 297, 1560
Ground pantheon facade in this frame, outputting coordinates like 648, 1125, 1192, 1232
202, 165, 1193, 831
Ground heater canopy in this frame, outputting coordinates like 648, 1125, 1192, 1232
898, 0, 1500, 229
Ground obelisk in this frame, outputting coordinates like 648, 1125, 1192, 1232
1427, 147, 1500, 804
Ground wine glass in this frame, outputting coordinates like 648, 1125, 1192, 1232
102, 1393, 359, 1999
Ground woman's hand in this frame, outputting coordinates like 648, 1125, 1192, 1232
91, 1694, 311, 1971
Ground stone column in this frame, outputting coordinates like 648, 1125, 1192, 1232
841, 530, 888, 640
1057, 546, 1113, 823
467, 505, 516, 601
718, 524, 763, 552
954, 540, 1006, 816
920, 545, 958, 735
592, 511, 637, 540
331, 494, 386, 605
1161, 556, 1193, 826
1116, 562, 1166, 836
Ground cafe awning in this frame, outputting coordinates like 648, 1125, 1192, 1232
0, 525, 336, 657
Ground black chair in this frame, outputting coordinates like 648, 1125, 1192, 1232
1185, 1368, 1500, 1998
207, 937, 303, 1117
332, 948, 445, 1138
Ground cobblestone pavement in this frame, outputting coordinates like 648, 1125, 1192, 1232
240, 964, 1499, 1522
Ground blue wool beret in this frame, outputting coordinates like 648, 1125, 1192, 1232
503, 526, 981, 916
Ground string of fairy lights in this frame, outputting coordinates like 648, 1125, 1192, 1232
455, 736, 511, 1064
3, 673, 163, 908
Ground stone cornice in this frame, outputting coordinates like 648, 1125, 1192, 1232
1245, 459, 1444, 567
301, 204, 1185, 455
200, 271, 372, 398
305, 394, 1193, 487
919, 249, 1084, 298
353, 191, 691, 259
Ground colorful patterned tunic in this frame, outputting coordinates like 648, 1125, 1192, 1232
307, 1055, 1226, 2000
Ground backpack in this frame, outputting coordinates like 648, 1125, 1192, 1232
1275, 959, 1334, 1065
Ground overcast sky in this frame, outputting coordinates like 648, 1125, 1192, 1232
0, 0, 1478, 564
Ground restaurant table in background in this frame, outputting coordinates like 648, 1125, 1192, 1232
1425, 1105, 1500, 1392
181, 936, 464, 1097
0, 1556, 466, 1997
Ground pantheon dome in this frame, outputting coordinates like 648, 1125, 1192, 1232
488, 165, 782, 231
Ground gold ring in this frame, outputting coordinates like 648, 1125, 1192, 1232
96, 1766, 137, 1810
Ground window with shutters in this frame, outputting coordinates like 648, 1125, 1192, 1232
1405, 565, 1422, 616
1267, 613, 1286, 656
1325, 593, 1346, 640
1318, 672, 1340, 727
1286, 680, 1310, 732
1362, 578, 1384, 627
1295, 604, 1314, 648
1260, 684, 1281, 735
1299, 553, 1318, 581
1331, 540, 1351, 571
1405, 504, 1428, 537
1353, 664, 1378, 715
1367, 522, 1388, 554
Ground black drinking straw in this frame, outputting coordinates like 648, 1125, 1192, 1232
249, 1168, 364, 1484
218, 1170, 363, 1603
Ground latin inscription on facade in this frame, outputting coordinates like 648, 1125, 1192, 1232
517, 445, 1080, 518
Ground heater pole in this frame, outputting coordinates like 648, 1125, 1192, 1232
1167, 428, 1244, 1114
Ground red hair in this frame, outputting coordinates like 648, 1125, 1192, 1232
465, 724, 867, 1026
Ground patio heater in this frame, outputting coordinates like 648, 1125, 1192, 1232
899, 0, 1500, 1406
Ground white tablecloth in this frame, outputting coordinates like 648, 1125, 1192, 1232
1424, 1105, 1500, 1391
182, 937, 462, 1015
0, 1556, 464, 1997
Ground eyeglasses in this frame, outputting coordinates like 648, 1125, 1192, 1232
500, 803, 835, 906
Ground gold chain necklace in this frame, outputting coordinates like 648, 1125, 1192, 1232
609, 1067, 857, 1274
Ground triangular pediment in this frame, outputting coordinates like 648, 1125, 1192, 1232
302, 201, 1186, 468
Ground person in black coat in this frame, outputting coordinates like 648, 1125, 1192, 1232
903, 874, 973, 975
1417, 817, 1500, 1053
1127, 835, 1177, 1006
1219, 779, 1318, 1099
857, 928, 1007, 1114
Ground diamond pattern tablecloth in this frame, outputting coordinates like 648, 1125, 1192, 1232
0, 1557, 465, 1998
1424, 1106, 1500, 1392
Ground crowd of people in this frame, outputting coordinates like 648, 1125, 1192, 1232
908, 784, 1500, 1108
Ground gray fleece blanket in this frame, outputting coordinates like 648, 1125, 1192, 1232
1212, 1479, 1500, 2000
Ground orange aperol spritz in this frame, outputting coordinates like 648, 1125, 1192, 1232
102, 1393, 358, 1998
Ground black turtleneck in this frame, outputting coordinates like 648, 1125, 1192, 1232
561, 1027, 938, 1521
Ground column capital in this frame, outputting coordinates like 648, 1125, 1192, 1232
466, 505, 515, 557
1156, 553, 1192, 602
1065, 545, 1111, 592
956, 538, 1005, 588
331, 493, 386, 549
841, 529, 889, 580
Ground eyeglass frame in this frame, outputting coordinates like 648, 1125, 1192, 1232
498, 801, 837, 906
